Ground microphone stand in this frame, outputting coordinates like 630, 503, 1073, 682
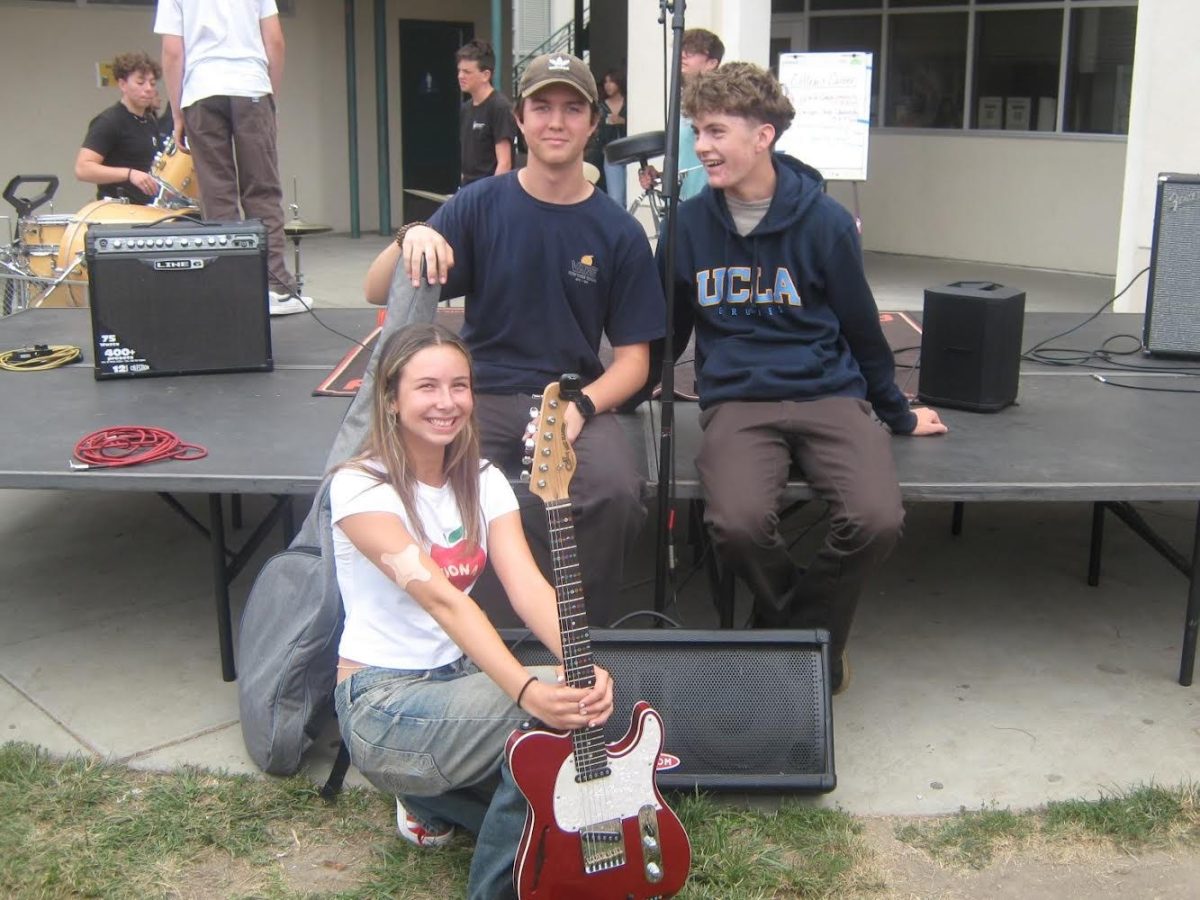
653, 0, 686, 614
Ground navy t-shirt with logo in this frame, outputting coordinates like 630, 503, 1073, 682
429, 173, 665, 395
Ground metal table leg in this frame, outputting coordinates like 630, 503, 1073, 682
209, 494, 236, 682
1180, 503, 1200, 687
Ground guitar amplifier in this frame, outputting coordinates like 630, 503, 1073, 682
85, 220, 273, 379
1144, 173, 1200, 357
502, 627, 836, 791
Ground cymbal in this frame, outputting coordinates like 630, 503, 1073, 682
403, 188, 453, 204
283, 219, 332, 236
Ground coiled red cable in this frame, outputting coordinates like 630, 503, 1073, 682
72, 426, 208, 469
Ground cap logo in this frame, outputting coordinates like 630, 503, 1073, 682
548, 55, 572, 72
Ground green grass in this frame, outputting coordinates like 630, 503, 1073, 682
895, 805, 1033, 869
3, 741, 1198, 898
895, 783, 1200, 870
1043, 783, 1200, 848
673, 792, 881, 898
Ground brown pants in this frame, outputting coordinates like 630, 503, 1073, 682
697, 396, 904, 655
184, 95, 296, 294
471, 393, 646, 628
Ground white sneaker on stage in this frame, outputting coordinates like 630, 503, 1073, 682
268, 290, 314, 316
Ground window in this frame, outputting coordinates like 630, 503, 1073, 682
972, 10, 1062, 130
772, 1, 1138, 136
809, 16, 883, 124
1066, 6, 1137, 135
886, 13, 967, 128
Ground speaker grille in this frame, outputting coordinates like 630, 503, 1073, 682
1145, 175, 1200, 356
503, 628, 835, 791
86, 221, 272, 378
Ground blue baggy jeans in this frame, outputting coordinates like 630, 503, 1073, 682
334, 658, 556, 899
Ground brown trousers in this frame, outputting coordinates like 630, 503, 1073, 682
184, 95, 296, 294
470, 393, 646, 629
696, 396, 904, 655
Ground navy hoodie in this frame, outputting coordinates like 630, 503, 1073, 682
667, 153, 917, 434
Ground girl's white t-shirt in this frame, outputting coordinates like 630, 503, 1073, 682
330, 460, 518, 670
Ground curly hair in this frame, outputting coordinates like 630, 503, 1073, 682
112, 52, 161, 82
683, 61, 795, 145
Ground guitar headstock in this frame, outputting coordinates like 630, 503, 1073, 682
522, 378, 579, 505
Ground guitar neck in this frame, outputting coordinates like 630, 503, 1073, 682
544, 499, 608, 775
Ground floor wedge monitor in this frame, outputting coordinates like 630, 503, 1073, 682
85, 220, 273, 379
501, 627, 836, 791
1144, 173, 1200, 357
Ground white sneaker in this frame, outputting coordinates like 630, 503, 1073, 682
268, 290, 314, 316
396, 797, 455, 848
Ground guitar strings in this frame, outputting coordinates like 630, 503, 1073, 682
548, 498, 612, 867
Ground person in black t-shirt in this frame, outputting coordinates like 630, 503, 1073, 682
75, 52, 168, 205
455, 40, 518, 186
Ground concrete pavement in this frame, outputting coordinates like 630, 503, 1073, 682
2, 235, 1195, 815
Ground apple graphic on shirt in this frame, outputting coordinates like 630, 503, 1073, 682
429, 526, 487, 590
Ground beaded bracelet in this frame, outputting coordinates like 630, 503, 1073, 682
515, 675, 539, 710
393, 220, 428, 247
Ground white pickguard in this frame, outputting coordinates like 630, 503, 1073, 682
551, 713, 664, 831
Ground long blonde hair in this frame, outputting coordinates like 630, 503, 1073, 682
343, 323, 484, 551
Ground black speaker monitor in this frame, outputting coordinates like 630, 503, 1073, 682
918, 280, 1025, 412
502, 628, 835, 792
85, 220, 273, 380
1144, 173, 1200, 358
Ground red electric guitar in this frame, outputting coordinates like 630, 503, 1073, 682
505, 377, 691, 900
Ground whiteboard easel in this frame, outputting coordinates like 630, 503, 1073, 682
776, 52, 873, 227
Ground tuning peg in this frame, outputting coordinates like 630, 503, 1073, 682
522, 456, 533, 466
524, 438, 535, 451
531, 393, 542, 401
528, 407, 539, 419
519, 472, 531, 483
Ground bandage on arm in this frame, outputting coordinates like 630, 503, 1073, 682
381, 544, 432, 590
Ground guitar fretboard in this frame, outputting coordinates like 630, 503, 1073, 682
545, 499, 608, 780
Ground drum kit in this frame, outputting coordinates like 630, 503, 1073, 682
1, 136, 200, 314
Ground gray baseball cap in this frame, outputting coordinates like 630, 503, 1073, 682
518, 52, 598, 104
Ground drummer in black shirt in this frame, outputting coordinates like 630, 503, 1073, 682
74, 52, 168, 205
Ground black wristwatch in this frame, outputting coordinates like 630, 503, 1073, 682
572, 393, 596, 419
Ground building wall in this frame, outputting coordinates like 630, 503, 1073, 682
1113, 0, 1200, 311
827, 133, 1126, 275
0, 0, 490, 237
624, 0, 1126, 275
0, 0, 1134, 276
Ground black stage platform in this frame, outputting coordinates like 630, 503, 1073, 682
1, 309, 1196, 685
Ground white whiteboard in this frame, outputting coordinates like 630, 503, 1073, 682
776, 52, 873, 182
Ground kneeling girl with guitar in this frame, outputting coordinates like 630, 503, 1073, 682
331, 322, 614, 900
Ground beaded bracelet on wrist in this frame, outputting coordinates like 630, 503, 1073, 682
393, 221, 428, 247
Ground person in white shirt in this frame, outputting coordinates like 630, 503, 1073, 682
330, 321, 614, 900
154, 0, 310, 316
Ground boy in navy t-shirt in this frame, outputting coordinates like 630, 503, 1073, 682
366, 53, 665, 623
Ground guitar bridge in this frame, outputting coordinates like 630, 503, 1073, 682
579, 818, 626, 873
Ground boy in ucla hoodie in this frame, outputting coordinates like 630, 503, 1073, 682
664, 62, 947, 693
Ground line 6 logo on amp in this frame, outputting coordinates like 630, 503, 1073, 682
153, 258, 206, 271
